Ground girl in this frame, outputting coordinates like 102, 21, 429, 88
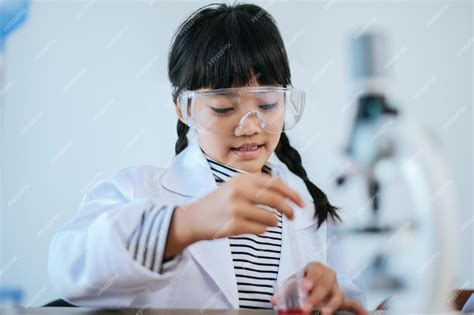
48, 3, 367, 314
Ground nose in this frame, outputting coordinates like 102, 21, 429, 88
234, 111, 264, 136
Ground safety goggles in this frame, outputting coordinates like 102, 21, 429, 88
176, 87, 305, 135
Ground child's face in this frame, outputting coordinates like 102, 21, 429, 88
197, 114, 281, 175
176, 84, 283, 175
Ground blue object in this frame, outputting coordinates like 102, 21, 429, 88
0, 0, 29, 52
463, 294, 474, 312
0, 288, 24, 306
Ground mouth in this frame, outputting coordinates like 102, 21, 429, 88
230, 143, 264, 159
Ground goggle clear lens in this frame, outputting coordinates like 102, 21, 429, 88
177, 87, 305, 135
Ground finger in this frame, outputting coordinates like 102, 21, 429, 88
252, 175, 305, 209
339, 299, 369, 315
248, 189, 295, 220
304, 282, 334, 313
304, 262, 324, 281
321, 285, 343, 314
303, 266, 337, 311
232, 218, 267, 236
301, 278, 314, 295
238, 203, 280, 227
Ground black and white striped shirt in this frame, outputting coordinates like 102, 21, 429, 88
126, 203, 180, 273
206, 156, 283, 309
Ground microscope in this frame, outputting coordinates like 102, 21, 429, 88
335, 32, 460, 312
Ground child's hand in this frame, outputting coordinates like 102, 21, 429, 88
181, 172, 304, 241
271, 262, 368, 315
300, 262, 368, 315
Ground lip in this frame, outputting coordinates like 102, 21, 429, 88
230, 143, 264, 160
231, 142, 262, 149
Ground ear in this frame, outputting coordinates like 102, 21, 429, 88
174, 101, 186, 124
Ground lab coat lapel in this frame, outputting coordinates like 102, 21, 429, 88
271, 163, 302, 288
277, 207, 318, 288
274, 165, 327, 288
159, 142, 239, 308
159, 142, 217, 198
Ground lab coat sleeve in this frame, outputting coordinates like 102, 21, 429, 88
48, 167, 190, 307
325, 218, 367, 307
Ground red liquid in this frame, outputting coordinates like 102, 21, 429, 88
277, 308, 308, 315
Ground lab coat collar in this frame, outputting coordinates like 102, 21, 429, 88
159, 141, 218, 198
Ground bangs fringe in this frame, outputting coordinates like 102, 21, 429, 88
168, 3, 292, 98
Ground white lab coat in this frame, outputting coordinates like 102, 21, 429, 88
48, 141, 365, 309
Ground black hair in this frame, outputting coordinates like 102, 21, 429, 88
167, 3, 340, 227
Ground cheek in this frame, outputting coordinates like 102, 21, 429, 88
267, 134, 281, 151
197, 134, 230, 157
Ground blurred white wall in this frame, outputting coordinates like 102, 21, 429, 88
0, 0, 472, 307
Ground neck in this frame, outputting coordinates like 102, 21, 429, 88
200, 148, 271, 176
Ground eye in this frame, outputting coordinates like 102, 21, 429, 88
211, 107, 234, 114
259, 103, 277, 110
